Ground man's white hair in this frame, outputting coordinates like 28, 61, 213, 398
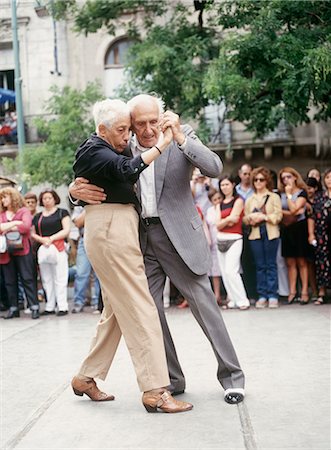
127, 94, 165, 116
93, 99, 130, 132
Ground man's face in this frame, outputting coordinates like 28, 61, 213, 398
131, 101, 161, 148
25, 198, 37, 214
100, 116, 131, 152
239, 165, 252, 185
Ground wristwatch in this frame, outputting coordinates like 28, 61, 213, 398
287, 194, 292, 200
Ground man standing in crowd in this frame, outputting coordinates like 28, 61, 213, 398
235, 163, 257, 301
236, 164, 253, 201
24, 192, 38, 218
70, 94, 245, 404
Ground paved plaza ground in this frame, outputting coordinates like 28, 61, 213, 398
1, 301, 330, 449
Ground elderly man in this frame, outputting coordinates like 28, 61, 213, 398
70, 94, 245, 404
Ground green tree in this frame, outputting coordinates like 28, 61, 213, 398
204, 0, 331, 136
121, 4, 220, 122
52, 0, 331, 137
22, 82, 102, 186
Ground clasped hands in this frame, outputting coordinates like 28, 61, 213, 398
248, 212, 266, 226
160, 111, 185, 146
42, 236, 53, 247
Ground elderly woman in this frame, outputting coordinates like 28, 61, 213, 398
0, 187, 39, 319
244, 167, 283, 308
71, 99, 192, 413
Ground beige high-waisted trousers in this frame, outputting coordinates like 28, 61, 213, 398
78, 203, 170, 392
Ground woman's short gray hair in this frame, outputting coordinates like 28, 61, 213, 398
93, 99, 130, 132
127, 94, 165, 116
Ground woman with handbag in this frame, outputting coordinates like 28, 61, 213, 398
244, 167, 283, 308
216, 175, 250, 310
205, 188, 222, 305
278, 167, 310, 304
0, 187, 39, 319
31, 189, 70, 316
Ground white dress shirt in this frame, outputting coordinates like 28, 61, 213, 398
131, 137, 158, 219
131, 136, 187, 218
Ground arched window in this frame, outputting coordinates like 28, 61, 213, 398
104, 37, 134, 97
105, 38, 135, 67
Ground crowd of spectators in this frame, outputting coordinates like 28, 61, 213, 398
0, 187, 101, 319
0, 164, 330, 319
191, 164, 331, 309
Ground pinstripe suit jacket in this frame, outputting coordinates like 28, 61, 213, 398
138, 125, 223, 276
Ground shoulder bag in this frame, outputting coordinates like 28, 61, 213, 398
0, 235, 7, 253
6, 230, 24, 253
217, 238, 242, 253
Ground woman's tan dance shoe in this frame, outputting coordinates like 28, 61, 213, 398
71, 376, 115, 401
142, 389, 193, 413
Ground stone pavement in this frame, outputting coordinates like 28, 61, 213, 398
1, 302, 330, 450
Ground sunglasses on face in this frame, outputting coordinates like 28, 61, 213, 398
254, 177, 266, 182
281, 174, 293, 181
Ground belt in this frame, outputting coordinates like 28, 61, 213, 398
142, 217, 161, 226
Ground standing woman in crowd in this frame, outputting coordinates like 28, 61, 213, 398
244, 167, 282, 308
216, 175, 250, 310
305, 177, 321, 302
205, 188, 222, 305
0, 187, 39, 319
31, 189, 70, 316
278, 167, 310, 304
308, 168, 331, 305
307, 168, 323, 191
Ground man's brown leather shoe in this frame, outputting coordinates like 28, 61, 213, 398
142, 389, 193, 413
71, 376, 115, 401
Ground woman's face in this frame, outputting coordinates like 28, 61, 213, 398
324, 172, 331, 190
211, 192, 222, 205
220, 179, 234, 197
253, 173, 267, 191
1, 194, 12, 209
281, 172, 296, 187
308, 169, 320, 181
42, 193, 56, 208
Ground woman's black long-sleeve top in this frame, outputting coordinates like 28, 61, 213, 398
73, 133, 148, 209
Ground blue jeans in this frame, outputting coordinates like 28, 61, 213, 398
74, 237, 100, 306
249, 225, 279, 299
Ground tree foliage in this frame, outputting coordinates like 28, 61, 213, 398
121, 3, 220, 123
22, 83, 102, 187
204, 0, 331, 135
51, 0, 331, 137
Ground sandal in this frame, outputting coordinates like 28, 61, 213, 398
314, 296, 324, 305
239, 305, 250, 310
287, 292, 297, 304
299, 293, 310, 305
